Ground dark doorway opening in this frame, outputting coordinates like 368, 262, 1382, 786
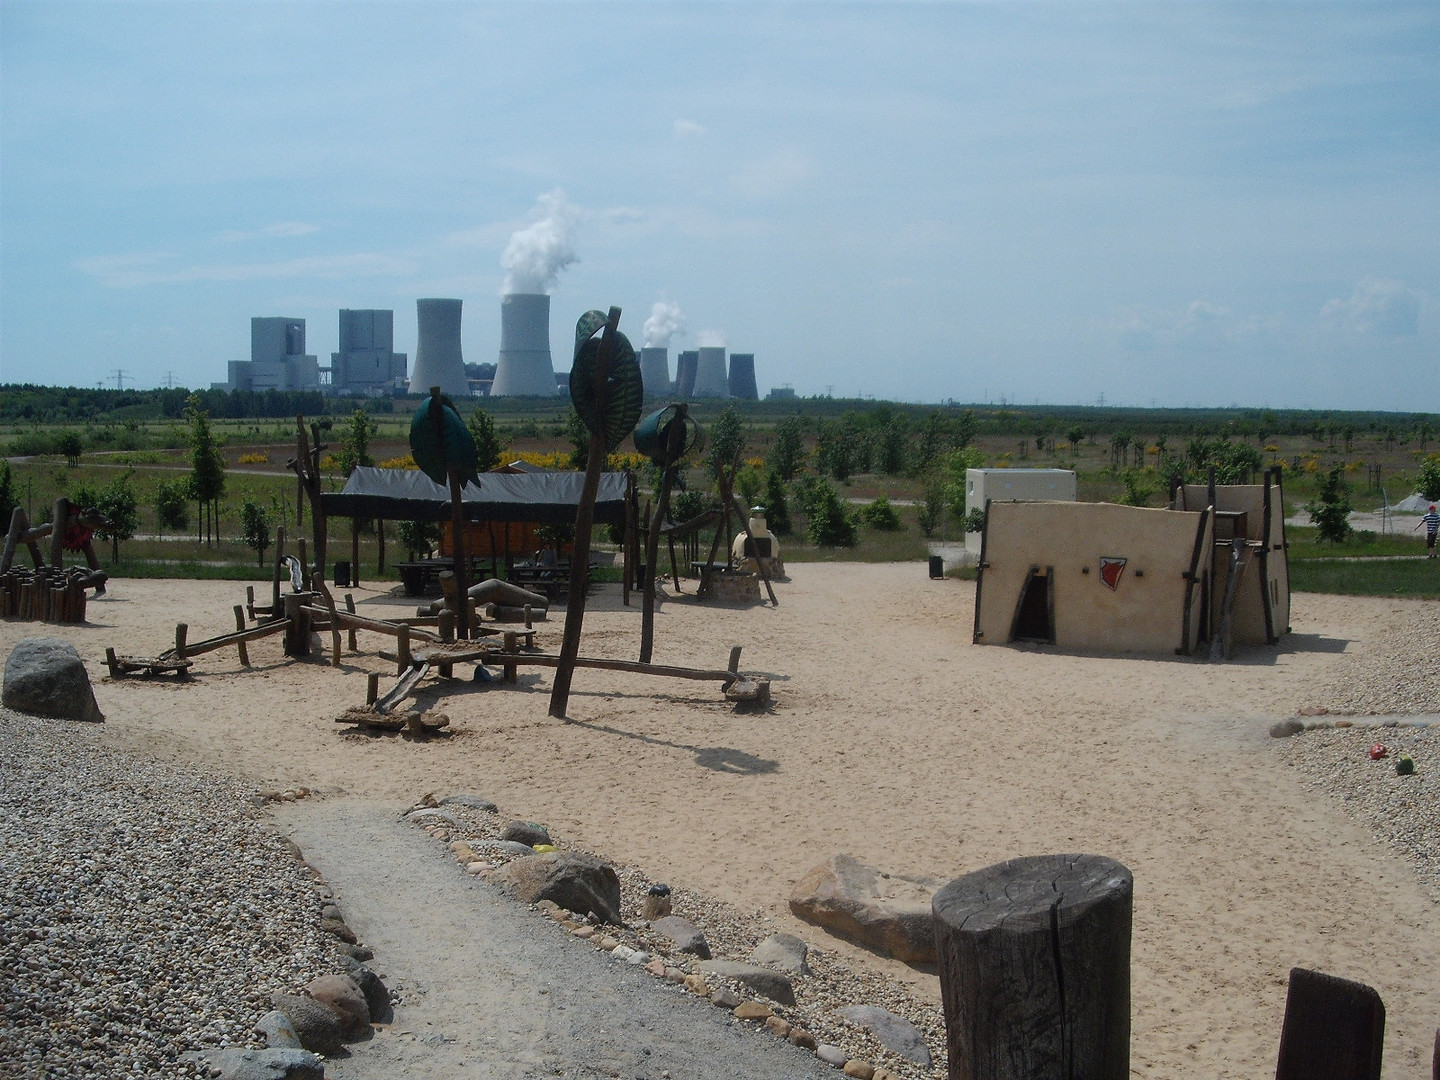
1011, 566, 1054, 643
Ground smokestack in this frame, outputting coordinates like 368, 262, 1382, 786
408, 298, 470, 398
694, 346, 729, 397
728, 353, 758, 400
492, 293, 560, 396
639, 347, 671, 398
675, 351, 698, 397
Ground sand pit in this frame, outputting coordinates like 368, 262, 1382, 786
3, 565, 1436, 1077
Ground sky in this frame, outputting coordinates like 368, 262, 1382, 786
1, 1, 1436, 411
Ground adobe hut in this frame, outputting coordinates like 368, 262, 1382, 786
972, 468, 1288, 657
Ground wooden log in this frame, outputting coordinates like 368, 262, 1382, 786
1274, 967, 1385, 1080
164, 618, 289, 658
105, 647, 121, 680
484, 651, 738, 685
344, 594, 359, 652
175, 623, 189, 662
233, 605, 250, 666
282, 593, 312, 657
932, 853, 1132, 1080
366, 672, 380, 705
728, 645, 742, 674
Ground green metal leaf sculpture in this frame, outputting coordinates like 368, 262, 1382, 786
633, 404, 704, 467
408, 394, 479, 487
569, 310, 642, 455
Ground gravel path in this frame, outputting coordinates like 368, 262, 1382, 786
0, 707, 335, 1079
1304, 601, 1440, 715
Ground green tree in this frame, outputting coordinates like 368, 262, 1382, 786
916, 471, 946, 538
185, 396, 226, 544
154, 478, 190, 536
762, 470, 792, 537
337, 408, 378, 476
73, 474, 139, 563
0, 460, 17, 527
872, 408, 910, 475
397, 519, 440, 560
57, 431, 83, 467
768, 414, 806, 480
565, 407, 589, 471
1308, 465, 1353, 543
705, 405, 747, 480
239, 498, 273, 567
804, 480, 858, 547
941, 445, 984, 524
1066, 426, 1086, 450
1416, 455, 1440, 500
466, 407, 505, 473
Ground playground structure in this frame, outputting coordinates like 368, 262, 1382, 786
972, 467, 1289, 658
1, 499, 112, 623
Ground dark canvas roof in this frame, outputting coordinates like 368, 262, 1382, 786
321, 467, 629, 525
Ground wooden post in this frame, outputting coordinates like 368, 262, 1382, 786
270, 526, 286, 617
366, 672, 380, 705
549, 306, 621, 719
1274, 968, 1385, 1080
344, 594, 359, 652
351, 516, 361, 587
932, 854, 1132, 1080
105, 648, 121, 680
175, 623, 189, 663
396, 624, 411, 674
282, 593, 312, 657
48, 498, 70, 570
427, 387, 471, 640
376, 517, 386, 574
233, 605, 250, 666
640, 407, 690, 663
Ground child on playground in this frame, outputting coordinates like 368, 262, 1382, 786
1416, 504, 1439, 558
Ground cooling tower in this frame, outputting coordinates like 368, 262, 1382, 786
694, 346, 729, 397
408, 299, 470, 398
728, 353, 758, 400
492, 293, 560, 397
639, 347, 671, 397
675, 351, 699, 397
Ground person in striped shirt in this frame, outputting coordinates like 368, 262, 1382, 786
1415, 504, 1440, 558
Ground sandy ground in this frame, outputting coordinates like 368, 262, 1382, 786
4, 567, 1437, 1078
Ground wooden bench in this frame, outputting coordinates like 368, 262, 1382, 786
508, 561, 590, 600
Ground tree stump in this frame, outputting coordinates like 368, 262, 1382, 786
932, 853, 1132, 1080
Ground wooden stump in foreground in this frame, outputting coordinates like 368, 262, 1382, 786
932, 853, 1132, 1080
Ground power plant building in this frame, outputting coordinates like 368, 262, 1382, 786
727, 353, 758, 400
330, 310, 407, 395
639, 347, 671, 398
408, 298, 471, 398
491, 293, 561, 397
675, 351, 699, 397
217, 317, 321, 392
694, 346, 729, 397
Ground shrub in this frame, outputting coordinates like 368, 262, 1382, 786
805, 480, 858, 547
860, 495, 901, 531
1307, 465, 1353, 543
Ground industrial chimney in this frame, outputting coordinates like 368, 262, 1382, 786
492, 293, 560, 397
728, 353, 758, 400
694, 346, 729, 397
675, 351, 699, 397
639, 347, 671, 398
408, 298, 470, 398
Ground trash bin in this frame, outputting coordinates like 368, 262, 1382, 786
928, 555, 945, 579
333, 561, 351, 587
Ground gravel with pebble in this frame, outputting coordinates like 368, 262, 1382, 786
0, 707, 337, 1080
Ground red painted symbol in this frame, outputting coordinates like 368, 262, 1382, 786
1099, 557, 1127, 591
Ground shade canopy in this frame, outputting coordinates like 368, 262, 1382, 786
321, 466, 629, 525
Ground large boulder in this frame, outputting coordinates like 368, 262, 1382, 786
494, 851, 623, 925
788, 854, 936, 964
202, 1047, 325, 1080
271, 993, 346, 1055
3, 638, 103, 723
304, 973, 369, 1035
750, 932, 811, 975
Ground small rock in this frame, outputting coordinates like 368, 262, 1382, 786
320, 917, 357, 944
750, 932, 811, 975
305, 973, 369, 1035
440, 794, 497, 811
501, 820, 552, 847
271, 993, 346, 1055
843, 1061, 875, 1079
334, 957, 391, 1022
466, 860, 491, 875
1298, 706, 1329, 716
572, 925, 595, 939
764, 1015, 792, 1038
683, 974, 710, 996
335, 941, 373, 962
789, 1028, 818, 1051
1269, 719, 1305, 739
404, 808, 460, 827
734, 1001, 773, 1021
253, 1010, 302, 1049
816, 1044, 848, 1067
652, 915, 711, 959
204, 1047, 325, 1080
833, 1004, 931, 1066
710, 987, 742, 1009
699, 960, 795, 1006
663, 966, 686, 983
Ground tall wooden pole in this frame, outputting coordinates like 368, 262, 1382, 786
639, 407, 689, 664
549, 306, 621, 719
428, 387, 471, 640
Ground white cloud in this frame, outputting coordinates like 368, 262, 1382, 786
673, 118, 705, 138
1176, 299, 1229, 332
1320, 276, 1422, 336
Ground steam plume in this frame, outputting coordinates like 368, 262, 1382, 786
696, 328, 727, 348
501, 190, 580, 295
643, 300, 685, 348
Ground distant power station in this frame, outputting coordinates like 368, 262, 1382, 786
408, 298, 470, 398
214, 302, 760, 400
492, 293, 561, 396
